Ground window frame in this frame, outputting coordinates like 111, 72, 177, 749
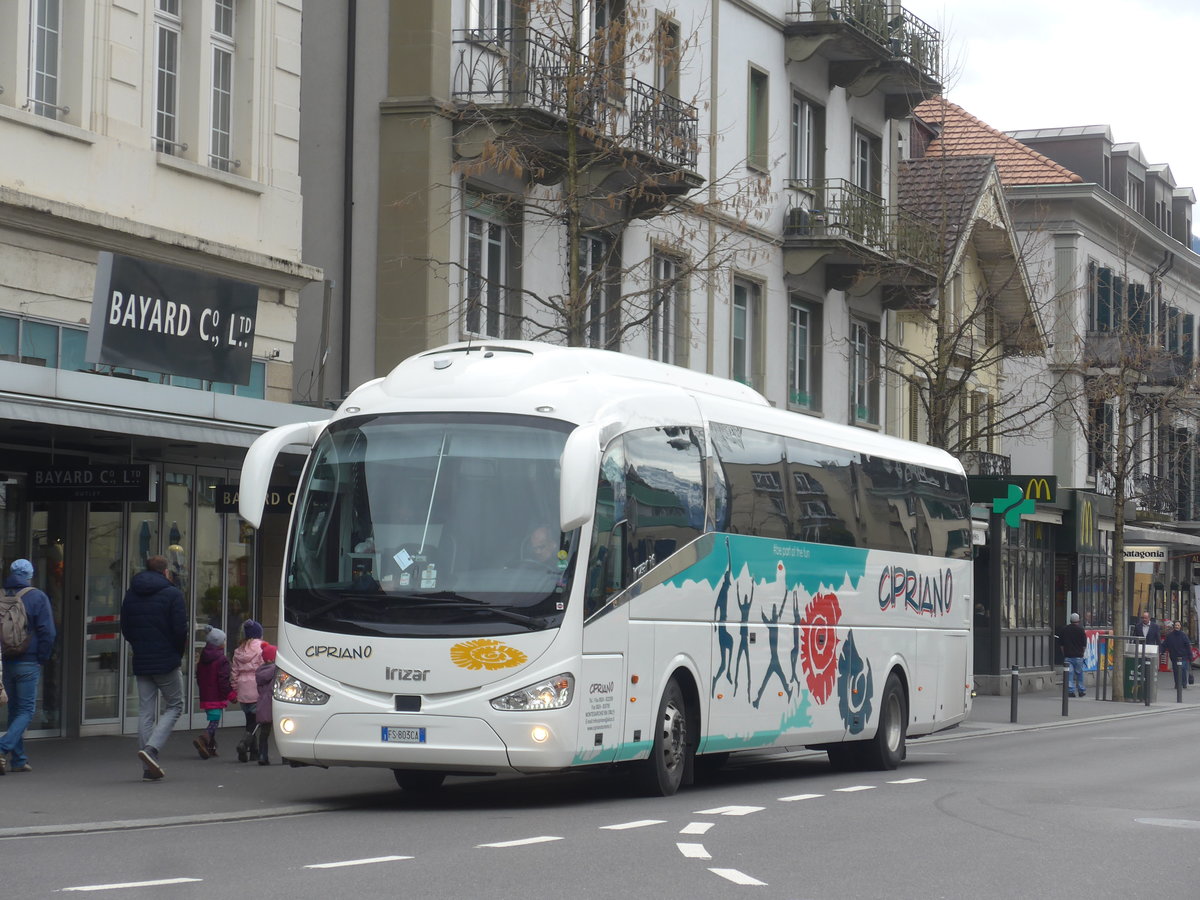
849, 316, 880, 426
731, 277, 763, 390
650, 250, 687, 366
209, 0, 236, 171
27, 0, 62, 119
153, 0, 183, 154
747, 65, 769, 172
787, 297, 821, 411
789, 92, 824, 183
580, 231, 620, 350
463, 196, 517, 339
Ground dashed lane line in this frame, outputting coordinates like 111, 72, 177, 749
833, 785, 876, 792
599, 819, 667, 830
778, 793, 824, 802
677, 842, 712, 859
477, 836, 564, 848
62, 877, 202, 892
693, 805, 764, 816
305, 855, 413, 869
680, 822, 715, 835
887, 777, 926, 784
709, 868, 767, 886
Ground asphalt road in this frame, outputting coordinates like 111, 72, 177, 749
9, 708, 1200, 899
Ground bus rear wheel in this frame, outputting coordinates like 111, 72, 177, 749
392, 769, 446, 793
637, 678, 690, 796
861, 672, 907, 770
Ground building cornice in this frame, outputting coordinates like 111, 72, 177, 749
0, 186, 323, 291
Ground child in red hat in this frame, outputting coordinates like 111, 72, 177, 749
254, 643, 277, 765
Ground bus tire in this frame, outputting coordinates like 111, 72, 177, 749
637, 678, 690, 796
392, 769, 446, 793
861, 671, 907, 770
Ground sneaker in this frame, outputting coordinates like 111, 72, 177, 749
138, 747, 165, 779
257, 758, 270, 766
0, 756, 7, 776
193, 737, 211, 760
10, 762, 32, 772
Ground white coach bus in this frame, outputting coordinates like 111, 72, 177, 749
240, 342, 973, 796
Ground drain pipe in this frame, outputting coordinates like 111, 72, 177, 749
339, 0, 357, 397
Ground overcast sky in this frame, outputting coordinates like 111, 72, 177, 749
903, 0, 1200, 194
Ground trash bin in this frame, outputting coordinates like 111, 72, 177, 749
1123, 644, 1158, 702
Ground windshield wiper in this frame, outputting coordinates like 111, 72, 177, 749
413, 591, 550, 629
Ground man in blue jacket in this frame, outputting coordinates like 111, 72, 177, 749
0, 558, 57, 775
121, 555, 188, 781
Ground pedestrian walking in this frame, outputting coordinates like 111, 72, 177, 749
254, 643, 277, 766
194, 625, 231, 759
1059, 612, 1087, 698
0, 558, 56, 775
1161, 620, 1192, 691
120, 554, 187, 781
229, 619, 265, 762
1131, 610, 1161, 644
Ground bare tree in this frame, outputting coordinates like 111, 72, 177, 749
436, 0, 769, 350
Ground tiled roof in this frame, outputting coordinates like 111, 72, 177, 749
913, 97, 1083, 186
898, 155, 994, 264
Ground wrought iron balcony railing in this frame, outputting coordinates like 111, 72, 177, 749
450, 29, 699, 171
785, 180, 939, 272
786, 1, 941, 85
1135, 473, 1178, 518
961, 451, 1011, 477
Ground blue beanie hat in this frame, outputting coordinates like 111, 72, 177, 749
243, 619, 263, 640
10, 559, 33, 583
204, 625, 227, 646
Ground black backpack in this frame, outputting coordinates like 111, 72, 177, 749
0, 587, 33, 658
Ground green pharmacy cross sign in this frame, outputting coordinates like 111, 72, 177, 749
968, 475, 1056, 529
993, 484, 1035, 527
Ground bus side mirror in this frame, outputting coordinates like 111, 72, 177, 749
560, 423, 600, 532
239, 420, 326, 528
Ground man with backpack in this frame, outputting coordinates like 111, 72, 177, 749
0, 558, 56, 775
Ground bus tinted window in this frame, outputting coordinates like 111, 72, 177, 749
786, 436, 861, 546
711, 423, 789, 539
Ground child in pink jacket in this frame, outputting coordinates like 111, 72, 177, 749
229, 619, 265, 762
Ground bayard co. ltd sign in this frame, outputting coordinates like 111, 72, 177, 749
86, 252, 258, 385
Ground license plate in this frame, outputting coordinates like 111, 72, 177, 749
382, 726, 426, 744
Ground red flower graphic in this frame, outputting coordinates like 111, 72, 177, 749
801, 591, 842, 704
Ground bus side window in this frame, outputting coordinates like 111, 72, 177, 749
585, 440, 626, 617
622, 427, 704, 577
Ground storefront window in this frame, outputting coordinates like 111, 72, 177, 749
84, 506, 124, 722
1001, 520, 1054, 629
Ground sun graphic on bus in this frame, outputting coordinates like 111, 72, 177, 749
449, 638, 529, 671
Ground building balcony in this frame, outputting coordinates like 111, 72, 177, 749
1084, 332, 1193, 385
450, 29, 701, 207
961, 451, 1011, 477
784, 179, 938, 292
784, 1, 942, 117
1135, 473, 1178, 521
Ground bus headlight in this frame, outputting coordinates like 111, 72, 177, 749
490, 673, 574, 711
274, 668, 331, 705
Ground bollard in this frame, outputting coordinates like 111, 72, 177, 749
1062, 663, 1069, 716
1178, 660, 1185, 704
1010, 665, 1019, 723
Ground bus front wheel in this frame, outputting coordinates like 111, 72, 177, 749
637, 678, 690, 796
392, 769, 446, 793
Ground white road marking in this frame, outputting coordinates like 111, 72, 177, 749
1135, 818, 1200, 829
694, 805, 764, 816
305, 855, 413, 869
63, 877, 202, 892
834, 785, 876, 792
778, 792, 824, 802
600, 819, 666, 830
709, 868, 768, 886
887, 777, 926, 784
677, 842, 712, 859
477, 836, 564, 848
680, 821, 715, 835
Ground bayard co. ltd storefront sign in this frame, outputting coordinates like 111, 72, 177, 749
86, 252, 258, 384
27, 464, 151, 502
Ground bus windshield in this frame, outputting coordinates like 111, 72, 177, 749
286, 412, 576, 638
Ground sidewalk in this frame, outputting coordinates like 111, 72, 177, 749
2, 671, 1198, 838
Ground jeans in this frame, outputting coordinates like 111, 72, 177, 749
1065, 657, 1085, 695
1170, 658, 1190, 690
137, 669, 184, 752
0, 660, 41, 766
